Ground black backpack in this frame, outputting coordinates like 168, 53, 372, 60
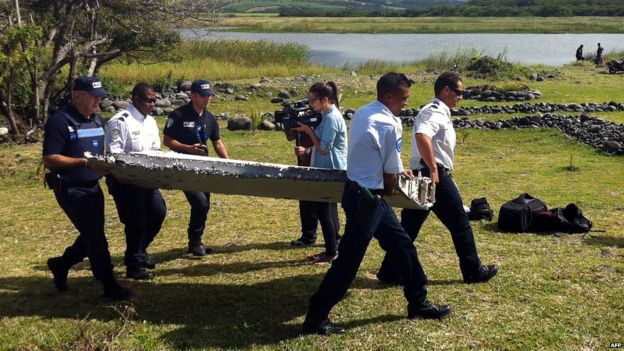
533, 203, 593, 233
498, 193, 548, 232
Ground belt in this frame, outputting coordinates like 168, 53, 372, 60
346, 179, 385, 197
418, 160, 452, 176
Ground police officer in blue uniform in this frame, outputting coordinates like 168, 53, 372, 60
301, 73, 451, 335
377, 72, 498, 285
163, 80, 229, 256
106, 83, 167, 280
43, 76, 132, 300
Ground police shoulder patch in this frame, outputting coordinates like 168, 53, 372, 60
396, 137, 403, 152
166, 118, 174, 129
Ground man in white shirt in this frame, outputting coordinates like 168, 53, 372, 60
301, 73, 451, 336
105, 83, 167, 280
377, 72, 498, 285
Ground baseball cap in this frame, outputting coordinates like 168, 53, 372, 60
73, 76, 107, 97
191, 80, 214, 96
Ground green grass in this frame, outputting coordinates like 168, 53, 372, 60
2, 41, 624, 350
216, 16, 624, 33
1, 123, 623, 350
101, 40, 338, 84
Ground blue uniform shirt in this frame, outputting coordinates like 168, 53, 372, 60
43, 105, 105, 183
163, 103, 220, 154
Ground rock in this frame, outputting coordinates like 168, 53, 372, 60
178, 81, 192, 92
530, 73, 538, 80
235, 95, 249, 101
278, 90, 290, 99
264, 92, 273, 98
175, 92, 188, 99
536, 76, 545, 82
604, 140, 622, 153
103, 106, 116, 113
288, 88, 298, 97
0, 127, 8, 136
172, 99, 186, 106
113, 100, 130, 110
163, 108, 174, 115
155, 98, 171, 108
271, 98, 284, 104
350, 70, 357, 77
258, 119, 276, 131
153, 107, 163, 116
225, 87, 235, 94
260, 76, 271, 84
227, 116, 252, 131
100, 99, 114, 109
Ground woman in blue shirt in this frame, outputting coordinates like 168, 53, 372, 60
294, 81, 347, 264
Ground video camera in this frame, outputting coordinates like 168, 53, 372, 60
273, 98, 322, 131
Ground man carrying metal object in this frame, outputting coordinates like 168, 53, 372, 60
377, 72, 499, 285
163, 80, 229, 257
106, 83, 167, 280
301, 72, 451, 336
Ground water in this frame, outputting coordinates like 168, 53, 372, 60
180, 29, 624, 67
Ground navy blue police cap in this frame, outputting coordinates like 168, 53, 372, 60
73, 76, 107, 97
191, 80, 214, 96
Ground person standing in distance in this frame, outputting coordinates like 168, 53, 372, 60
106, 83, 167, 280
377, 71, 498, 285
43, 76, 132, 300
163, 80, 229, 256
292, 81, 346, 264
301, 73, 451, 335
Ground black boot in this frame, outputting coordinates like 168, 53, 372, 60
47, 256, 69, 292
102, 279, 134, 300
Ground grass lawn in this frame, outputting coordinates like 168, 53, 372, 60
2, 38, 624, 350
216, 16, 624, 34
0, 115, 623, 350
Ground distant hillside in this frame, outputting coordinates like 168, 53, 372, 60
222, 0, 465, 14
223, 0, 624, 16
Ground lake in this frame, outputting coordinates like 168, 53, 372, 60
180, 29, 624, 67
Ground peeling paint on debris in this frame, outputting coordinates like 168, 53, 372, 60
87, 151, 433, 209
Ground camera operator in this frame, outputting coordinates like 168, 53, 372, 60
284, 127, 321, 248
292, 81, 347, 264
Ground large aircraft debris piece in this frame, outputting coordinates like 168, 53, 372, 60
88, 151, 434, 209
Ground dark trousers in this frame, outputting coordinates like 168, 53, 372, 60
107, 177, 167, 267
299, 200, 318, 241
306, 181, 428, 322
52, 181, 115, 283
183, 191, 211, 245
378, 166, 481, 280
312, 202, 340, 256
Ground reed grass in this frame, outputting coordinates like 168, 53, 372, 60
101, 39, 336, 84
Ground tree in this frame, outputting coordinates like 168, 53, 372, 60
0, 0, 225, 139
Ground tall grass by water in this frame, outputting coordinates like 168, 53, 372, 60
101, 39, 336, 84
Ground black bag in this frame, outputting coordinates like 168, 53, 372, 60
498, 193, 548, 232
468, 197, 494, 221
533, 203, 593, 233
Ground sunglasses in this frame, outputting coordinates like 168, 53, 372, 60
449, 87, 465, 96
141, 96, 157, 103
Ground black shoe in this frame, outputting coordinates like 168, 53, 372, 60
143, 259, 156, 270
464, 264, 499, 284
188, 243, 213, 257
103, 284, 134, 300
126, 267, 154, 280
47, 257, 69, 292
290, 237, 316, 247
301, 319, 346, 335
376, 270, 403, 286
408, 301, 452, 319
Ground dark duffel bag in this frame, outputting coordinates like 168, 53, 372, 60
498, 193, 548, 232
533, 203, 593, 233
